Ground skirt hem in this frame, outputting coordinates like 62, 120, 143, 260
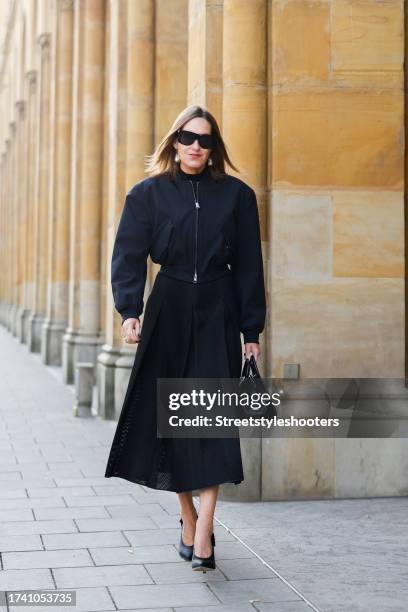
105, 473, 244, 494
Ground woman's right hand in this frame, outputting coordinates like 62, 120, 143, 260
122, 318, 141, 343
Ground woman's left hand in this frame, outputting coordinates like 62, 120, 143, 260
244, 342, 261, 360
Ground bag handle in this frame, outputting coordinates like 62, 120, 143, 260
240, 357, 251, 378
248, 354, 261, 378
240, 354, 260, 379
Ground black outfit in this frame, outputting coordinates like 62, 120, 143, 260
104, 164, 266, 493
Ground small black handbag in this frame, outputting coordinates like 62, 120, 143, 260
239, 355, 277, 418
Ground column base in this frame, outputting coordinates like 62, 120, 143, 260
8, 303, 18, 335
23, 309, 33, 344
73, 401, 95, 418
6, 302, 14, 332
73, 362, 95, 418
62, 327, 78, 384
27, 311, 46, 353
41, 318, 68, 365
97, 344, 123, 420
16, 307, 31, 344
0, 300, 11, 328
62, 327, 104, 385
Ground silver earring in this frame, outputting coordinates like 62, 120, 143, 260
175, 152, 180, 163
208, 157, 213, 166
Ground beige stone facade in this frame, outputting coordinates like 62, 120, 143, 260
0, 0, 406, 501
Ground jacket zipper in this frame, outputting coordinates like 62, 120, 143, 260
189, 180, 200, 282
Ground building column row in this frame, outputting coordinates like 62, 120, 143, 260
0, 1, 269, 478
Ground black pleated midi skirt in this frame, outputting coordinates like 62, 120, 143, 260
104, 271, 245, 493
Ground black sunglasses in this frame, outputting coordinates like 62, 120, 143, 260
176, 129, 214, 149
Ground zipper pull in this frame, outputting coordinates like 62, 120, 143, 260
190, 180, 200, 207
193, 271, 197, 282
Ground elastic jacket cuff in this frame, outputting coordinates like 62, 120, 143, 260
120, 310, 141, 324
243, 330, 260, 344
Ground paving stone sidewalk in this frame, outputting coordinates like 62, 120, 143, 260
0, 326, 407, 612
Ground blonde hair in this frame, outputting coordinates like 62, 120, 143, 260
144, 104, 239, 181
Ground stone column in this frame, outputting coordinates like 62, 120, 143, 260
0, 77, 14, 328
221, 0, 268, 502
97, 0, 155, 419
2, 138, 12, 328
7, 133, 13, 329
62, 0, 105, 384
62, 0, 84, 382
97, 0, 129, 419
24, 70, 38, 341
27, 33, 52, 352
42, 0, 74, 365
15, 99, 29, 341
0, 152, 5, 325
7, 132, 13, 328
9, 119, 18, 334
187, 0, 221, 114
17, 100, 29, 343
2, 141, 9, 327
151, 0, 188, 282
0, 152, 3, 322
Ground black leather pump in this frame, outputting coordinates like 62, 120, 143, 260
191, 531, 216, 572
178, 518, 194, 561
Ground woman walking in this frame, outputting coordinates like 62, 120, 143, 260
104, 105, 266, 571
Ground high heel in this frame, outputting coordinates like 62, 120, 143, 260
178, 518, 194, 561
191, 531, 216, 572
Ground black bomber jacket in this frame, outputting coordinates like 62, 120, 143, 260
111, 165, 266, 344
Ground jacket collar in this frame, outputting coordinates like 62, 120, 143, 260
175, 164, 212, 182
173, 164, 227, 191
177, 164, 209, 180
